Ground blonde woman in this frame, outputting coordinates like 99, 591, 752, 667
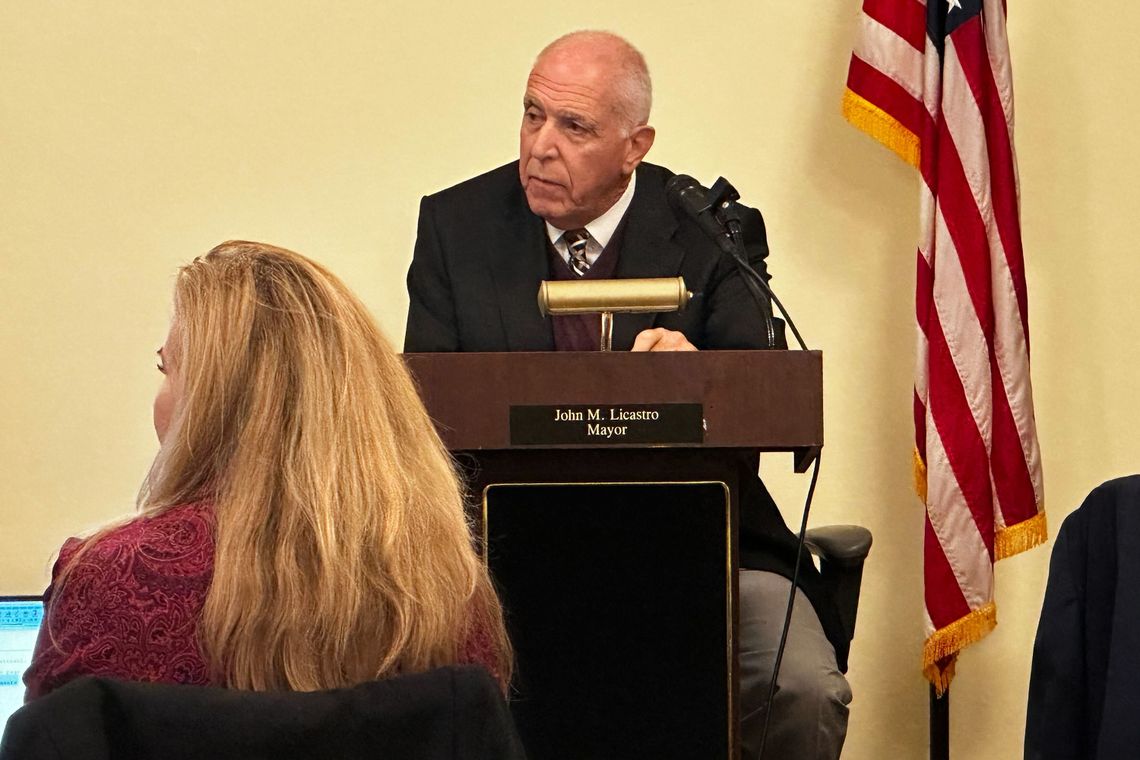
24, 241, 510, 698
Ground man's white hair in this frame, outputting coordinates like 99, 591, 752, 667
536, 30, 653, 130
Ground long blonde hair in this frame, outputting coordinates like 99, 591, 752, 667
142, 240, 509, 691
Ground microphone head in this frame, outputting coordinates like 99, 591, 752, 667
665, 173, 699, 194
665, 174, 712, 218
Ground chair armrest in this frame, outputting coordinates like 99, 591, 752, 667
804, 525, 873, 566
803, 525, 873, 649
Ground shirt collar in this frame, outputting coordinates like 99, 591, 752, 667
545, 171, 637, 248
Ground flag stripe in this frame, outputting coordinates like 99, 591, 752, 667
852, 14, 927, 104
914, 243, 933, 464
862, 0, 928, 53
922, 254, 996, 557
931, 128, 994, 340
917, 37, 943, 184
949, 18, 1030, 348
925, 409, 995, 609
930, 205, 995, 475
924, 516, 972, 624
983, 0, 1017, 147
989, 360, 1039, 526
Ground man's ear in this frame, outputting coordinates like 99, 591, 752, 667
623, 125, 656, 173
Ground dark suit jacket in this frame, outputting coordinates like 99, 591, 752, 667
1025, 476, 1140, 760
0, 667, 525, 760
405, 161, 776, 353
403, 159, 846, 669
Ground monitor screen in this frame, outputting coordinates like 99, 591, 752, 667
0, 596, 44, 729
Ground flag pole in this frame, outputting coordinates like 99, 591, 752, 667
930, 685, 949, 760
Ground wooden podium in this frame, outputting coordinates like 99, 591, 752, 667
405, 351, 822, 760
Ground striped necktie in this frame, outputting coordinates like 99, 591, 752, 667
563, 228, 592, 276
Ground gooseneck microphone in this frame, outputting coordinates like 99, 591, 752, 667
665, 174, 736, 256
665, 173, 807, 352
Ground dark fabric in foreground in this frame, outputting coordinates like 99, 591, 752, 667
1025, 475, 1140, 760
0, 666, 525, 760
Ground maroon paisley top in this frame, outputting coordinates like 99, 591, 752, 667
24, 501, 502, 699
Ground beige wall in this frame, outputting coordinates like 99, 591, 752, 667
2, 2, 1137, 757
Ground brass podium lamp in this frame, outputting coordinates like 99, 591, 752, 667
536, 276, 692, 351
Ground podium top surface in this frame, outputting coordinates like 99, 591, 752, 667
404, 350, 822, 452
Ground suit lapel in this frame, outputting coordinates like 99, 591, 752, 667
489, 182, 555, 351
611, 166, 684, 350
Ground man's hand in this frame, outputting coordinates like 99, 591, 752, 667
630, 328, 698, 352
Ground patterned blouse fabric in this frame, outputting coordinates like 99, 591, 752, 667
23, 501, 501, 700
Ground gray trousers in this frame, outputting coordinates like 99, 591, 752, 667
738, 570, 852, 760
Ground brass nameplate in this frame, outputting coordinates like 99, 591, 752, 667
509, 404, 704, 446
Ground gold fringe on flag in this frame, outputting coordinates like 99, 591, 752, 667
922, 602, 997, 695
841, 89, 921, 169
995, 511, 1048, 560
912, 446, 928, 504
926, 655, 957, 697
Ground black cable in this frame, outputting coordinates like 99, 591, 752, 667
724, 221, 809, 352
740, 263, 809, 352
725, 223, 777, 349
720, 205, 819, 757
755, 451, 822, 760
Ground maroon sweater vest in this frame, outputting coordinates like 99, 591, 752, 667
546, 219, 628, 351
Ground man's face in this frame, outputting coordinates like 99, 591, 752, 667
518, 45, 652, 229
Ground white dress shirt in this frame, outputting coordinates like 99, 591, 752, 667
545, 172, 637, 267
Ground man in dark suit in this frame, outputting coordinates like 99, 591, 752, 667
404, 30, 850, 760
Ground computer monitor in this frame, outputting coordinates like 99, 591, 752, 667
0, 596, 44, 728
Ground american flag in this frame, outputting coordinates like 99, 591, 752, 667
843, 0, 1046, 692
